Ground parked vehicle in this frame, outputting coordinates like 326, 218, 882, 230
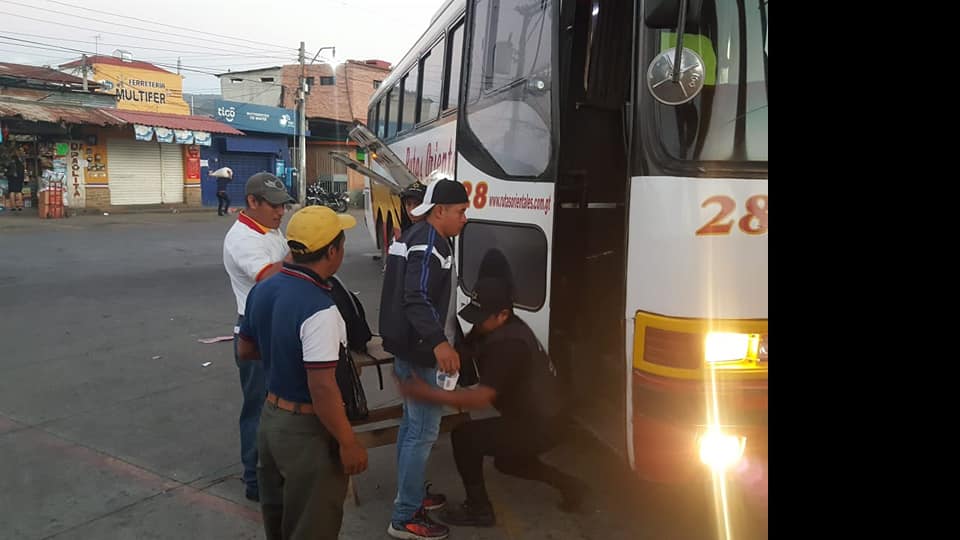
305, 183, 348, 213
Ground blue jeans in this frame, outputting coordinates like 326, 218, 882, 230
392, 357, 443, 524
234, 314, 265, 494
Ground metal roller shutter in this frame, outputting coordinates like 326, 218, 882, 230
159, 143, 184, 204
222, 154, 273, 205
107, 139, 162, 205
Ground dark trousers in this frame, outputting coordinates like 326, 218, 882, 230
451, 416, 581, 501
217, 191, 230, 215
234, 315, 265, 493
258, 402, 348, 540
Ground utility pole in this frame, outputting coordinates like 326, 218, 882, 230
81, 54, 88, 92
297, 41, 307, 205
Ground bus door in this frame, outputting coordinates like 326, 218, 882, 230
549, 0, 635, 456
455, 0, 558, 350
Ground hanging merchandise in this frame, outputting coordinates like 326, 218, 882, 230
174, 130, 194, 145
155, 127, 174, 143
134, 124, 155, 142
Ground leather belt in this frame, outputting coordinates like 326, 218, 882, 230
266, 392, 314, 415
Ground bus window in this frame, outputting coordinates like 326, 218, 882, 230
387, 84, 401, 139
459, 221, 548, 311
400, 66, 419, 132
463, 0, 554, 179
420, 39, 446, 122
370, 101, 380, 133
444, 19, 465, 110
642, 0, 768, 165
376, 99, 387, 139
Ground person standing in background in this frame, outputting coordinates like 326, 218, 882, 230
212, 167, 234, 216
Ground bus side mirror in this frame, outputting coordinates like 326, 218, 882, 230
645, 0, 703, 29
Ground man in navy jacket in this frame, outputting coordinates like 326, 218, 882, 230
380, 178, 469, 540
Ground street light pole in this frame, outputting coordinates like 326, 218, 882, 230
297, 41, 306, 204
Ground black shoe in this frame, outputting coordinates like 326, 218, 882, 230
439, 500, 496, 527
245, 488, 260, 503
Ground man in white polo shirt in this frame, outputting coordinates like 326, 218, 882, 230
223, 171, 294, 502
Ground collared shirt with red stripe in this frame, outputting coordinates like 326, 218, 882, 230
223, 211, 288, 315
239, 263, 346, 404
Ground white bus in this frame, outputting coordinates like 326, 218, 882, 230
360, 0, 767, 501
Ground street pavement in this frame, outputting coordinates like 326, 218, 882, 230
0, 209, 764, 539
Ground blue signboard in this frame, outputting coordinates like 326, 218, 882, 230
208, 100, 298, 135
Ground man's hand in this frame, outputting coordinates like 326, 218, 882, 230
339, 440, 368, 475
434, 341, 460, 374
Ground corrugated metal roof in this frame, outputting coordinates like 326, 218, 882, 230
0, 98, 123, 126
107, 109, 244, 135
60, 56, 172, 74
0, 62, 94, 87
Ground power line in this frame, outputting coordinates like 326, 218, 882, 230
42, 0, 299, 54
0, 37, 298, 92
0, 6, 292, 57
0, 35, 290, 85
0, 30, 295, 60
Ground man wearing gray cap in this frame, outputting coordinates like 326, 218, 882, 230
223, 171, 294, 502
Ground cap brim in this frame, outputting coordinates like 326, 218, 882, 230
410, 202, 434, 217
338, 213, 357, 230
458, 303, 489, 325
262, 190, 295, 205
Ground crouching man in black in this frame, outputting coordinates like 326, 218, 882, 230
396, 277, 587, 527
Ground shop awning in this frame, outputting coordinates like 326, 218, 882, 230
0, 98, 124, 126
107, 109, 243, 135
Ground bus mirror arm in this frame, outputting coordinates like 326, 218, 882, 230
644, 0, 706, 106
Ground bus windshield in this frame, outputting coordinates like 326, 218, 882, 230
644, 0, 768, 165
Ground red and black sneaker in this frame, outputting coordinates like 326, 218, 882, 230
422, 482, 447, 511
387, 509, 450, 540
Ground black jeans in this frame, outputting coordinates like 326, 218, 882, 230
217, 191, 230, 215
451, 416, 581, 500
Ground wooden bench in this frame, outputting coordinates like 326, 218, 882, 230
346, 336, 470, 504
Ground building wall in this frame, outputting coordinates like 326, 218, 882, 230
219, 68, 283, 107
85, 186, 111, 209
184, 185, 202, 206
279, 61, 390, 124
90, 63, 190, 115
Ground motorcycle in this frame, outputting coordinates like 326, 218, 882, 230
305, 183, 349, 213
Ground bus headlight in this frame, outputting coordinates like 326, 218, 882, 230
705, 332, 765, 364
699, 430, 746, 471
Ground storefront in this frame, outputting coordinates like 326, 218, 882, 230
197, 100, 294, 207
98, 109, 242, 208
1, 99, 124, 216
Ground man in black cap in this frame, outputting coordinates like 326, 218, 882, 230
397, 181, 427, 234
397, 277, 587, 528
380, 178, 469, 540
222, 171, 295, 502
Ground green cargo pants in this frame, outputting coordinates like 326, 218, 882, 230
257, 401, 348, 540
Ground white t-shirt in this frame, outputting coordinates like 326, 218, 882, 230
223, 212, 289, 315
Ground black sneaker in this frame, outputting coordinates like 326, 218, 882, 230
245, 488, 260, 503
387, 509, 449, 539
440, 500, 496, 528
422, 482, 447, 511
